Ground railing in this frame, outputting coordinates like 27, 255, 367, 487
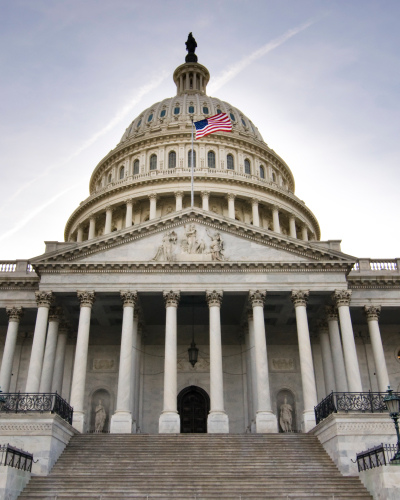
0, 393, 73, 425
352, 259, 398, 272
314, 391, 400, 425
0, 261, 34, 273
356, 443, 398, 472
0, 444, 33, 472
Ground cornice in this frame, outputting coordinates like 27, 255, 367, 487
0, 277, 40, 290
348, 276, 400, 289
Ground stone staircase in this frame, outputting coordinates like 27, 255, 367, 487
19, 434, 372, 499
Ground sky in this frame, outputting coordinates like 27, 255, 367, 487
0, 0, 399, 259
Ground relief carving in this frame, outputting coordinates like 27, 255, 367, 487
271, 358, 295, 372
92, 359, 115, 371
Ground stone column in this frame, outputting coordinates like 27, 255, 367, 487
317, 320, 336, 394
249, 291, 277, 433
88, 215, 96, 240
77, 225, 83, 242
39, 306, 62, 393
206, 290, 229, 433
51, 321, 69, 395
175, 191, 183, 211
149, 193, 158, 220
272, 206, 281, 233
302, 226, 308, 241
0, 307, 24, 393
364, 306, 389, 392
226, 193, 236, 219
291, 291, 318, 432
289, 215, 297, 238
70, 291, 96, 432
111, 291, 138, 433
125, 199, 133, 227
334, 290, 363, 392
251, 198, 260, 227
325, 306, 348, 392
201, 191, 210, 211
104, 206, 113, 234
247, 309, 258, 429
25, 291, 53, 393
159, 291, 180, 433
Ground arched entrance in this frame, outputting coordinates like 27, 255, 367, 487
177, 386, 210, 433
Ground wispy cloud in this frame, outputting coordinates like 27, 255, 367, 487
208, 17, 322, 94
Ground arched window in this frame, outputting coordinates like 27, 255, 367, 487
208, 151, 216, 168
230, 113, 236, 121
160, 109, 166, 118
227, 154, 234, 170
174, 107, 180, 115
137, 119, 142, 128
244, 159, 251, 174
168, 151, 176, 169
260, 166, 265, 179
272, 171, 277, 183
203, 106, 209, 114
217, 109, 222, 114
133, 160, 139, 175
108, 173, 112, 183
188, 106, 194, 114
241, 118, 246, 127
150, 154, 157, 170
147, 114, 153, 122
119, 166, 125, 179
188, 149, 196, 168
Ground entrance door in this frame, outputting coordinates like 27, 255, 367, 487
177, 386, 210, 433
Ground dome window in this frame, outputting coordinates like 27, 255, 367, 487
230, 113, 236, 121
188, 106, 195, 114
188, 149, 196, 168
174, 107, 180, 115
133, 160, 140, 175
150, 154, 157, 171
260, 166, 265, 179
119, 166, 125, 180
244, 159, 251, 175
203, 106, 209, 114
241, 118, 246, 127
272, 172, 277, 183
137, 119, 142, 127
250, 122, 255, 133
227, 154, 234, 170
169, 151, 176, 169
217, 109, 222, 114
148, 114, 153, 122
108, 174, 112, 183
208, 151, 215, 168
160, 109, 166, 118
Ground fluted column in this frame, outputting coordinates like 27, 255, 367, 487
39, 306, 62, 393
251, 198, 260, 227
302, 226, 308, 241
206, 290, 229, 433
334, 290, 363, 392
272, 206, 281, 233
51, 321, 69, 395
325, 306, 348, 392
111, 291, 138, 433
291, 291, 318, 432
0, 307, 24, 393
104, 206, 113, 234
201, 191, 210, 211
70, 291, 96, 432
289, 215, 297, 238
149, 193, 158, 220
226, 193, 236, 219
88, 215, 96, 240
77, 225, 83, 242
125, 199, 133, 227
25, 292, 53, 393
249, 291, 277, 433
159, 291, 180, 433
317, 320, 336, 395
364, 306, 389, 392
175, 191, 183, 211
247, 309, 258, 428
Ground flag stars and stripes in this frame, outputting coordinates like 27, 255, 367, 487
194, 113, 232, 140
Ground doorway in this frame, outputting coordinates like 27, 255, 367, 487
177, 385, 210, 433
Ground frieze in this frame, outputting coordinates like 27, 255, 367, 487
92, 359, 116, 372
270, 358, 295, 372
0, 423, 53, 432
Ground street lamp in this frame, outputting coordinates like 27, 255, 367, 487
384, 386, 400, 464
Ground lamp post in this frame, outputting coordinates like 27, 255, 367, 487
384, 386, 400, 464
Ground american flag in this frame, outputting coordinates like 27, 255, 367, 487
194, 113, 232, 139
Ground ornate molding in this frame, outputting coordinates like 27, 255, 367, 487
251, 198, 260, 206
325, 305, 339, 322
163, 290, 180, 307
364, 305, 381, 321
201, 191, 210, 199
174, 191, 184, 199
48, 306, 63, 322
206, 290, 223, 307
249, 290, 266, 307
148, 193, 158, 201
291, 290, 309, 308
120, 290, 138, 307
334, 289, 352, 307
6, 306, 24, 322
35, 291, 53, 309
77, 291, 96, 308
226, 193, 236, 201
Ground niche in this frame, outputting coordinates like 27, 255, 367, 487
90, 388, 111, 433
277, 389, 297, 433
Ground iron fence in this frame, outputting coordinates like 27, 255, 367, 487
0, 444, 33, 472
314, 391, 400, 425
0, 392, 73, 425
356, 443, 398, 472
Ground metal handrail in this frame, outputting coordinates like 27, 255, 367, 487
356, 443, 398, 472
0, 444, 33, 472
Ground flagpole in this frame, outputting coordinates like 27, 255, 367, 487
191, 118, 194, 207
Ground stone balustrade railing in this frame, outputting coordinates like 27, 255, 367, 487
0, 260, 33, 273
352, 259, 399, 272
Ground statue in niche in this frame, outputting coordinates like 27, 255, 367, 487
206, 229, 225, 261
152, 231, 177, 261
279, 396, 293, 432
95, 399, 107, 432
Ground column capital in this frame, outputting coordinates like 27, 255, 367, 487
206, 290, 223, 307
35, 291, 54, 309
288, 212, 296, 221
246, 307, 253, 320
6, 306, 24, 322
105, 205, 115, 212
163, 290, 180, 307
88, 212, 98, 221
225, 192, 236, 201
120, 290, 138, 307
272, 204, 280, 212
291, 290, 309, 308
148, 193, 159, 201
174, 191, 184, 199
325, 305, 339, 321
251, 197, 260, 206
77, 291, 96, 308
364, 305, 381, 321
334, 289, 352, 307
58, 320, 70, 333
249, 290, 266, 307
201, 190, 210, 198
316, 319, 329, 334
48, 306, 63, 322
